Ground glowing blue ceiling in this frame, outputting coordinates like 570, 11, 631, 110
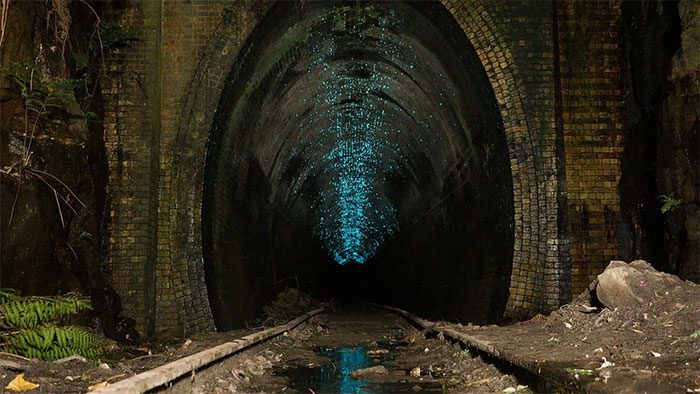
204, 0, 515, 328
285, 6, 446, 265
212, 2, 484, 265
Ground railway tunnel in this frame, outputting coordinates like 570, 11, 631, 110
3, 0, 699, 391
202, 1, 514, 330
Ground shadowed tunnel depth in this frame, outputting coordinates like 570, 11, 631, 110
203, 1, 514, 330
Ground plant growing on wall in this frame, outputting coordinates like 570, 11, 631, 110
1, 63, 87, 228
659, 194, 682, 213
0, 289, 104, 361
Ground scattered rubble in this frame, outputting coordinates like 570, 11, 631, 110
260, 288, 323, 326
447, 260, 700, 392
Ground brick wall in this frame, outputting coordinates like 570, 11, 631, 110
443, 0, 570, 317
557, 1, 625, 295
103, 0, 626, 336
485, 1, 571, 311
156, 0, 229, 337
103, 3, 161, 337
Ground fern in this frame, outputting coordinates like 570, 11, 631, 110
0, 289, 103, 361
0, 293, 91, 330
0, 289, 20, 303
2, 326, 103, 361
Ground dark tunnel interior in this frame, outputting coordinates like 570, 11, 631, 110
202, 0, 515, 330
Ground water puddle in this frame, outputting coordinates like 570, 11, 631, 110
277, 344, 442, 393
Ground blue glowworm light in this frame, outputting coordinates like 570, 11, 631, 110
303, 6, 413, 265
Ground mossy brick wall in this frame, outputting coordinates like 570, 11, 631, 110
156, 0, 231, 337
104, 0, 265, 336
557, 1, 624, 296
478, 0, 570, 315
103, 0, 625, 336
103, 3, 160, 337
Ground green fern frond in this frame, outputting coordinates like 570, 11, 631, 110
0, 290, 102, 361
0, 293, 92, 330
0, 289, 20, 303
1, 325, 104, 361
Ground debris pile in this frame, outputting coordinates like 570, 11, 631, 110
260, 288, 322, 326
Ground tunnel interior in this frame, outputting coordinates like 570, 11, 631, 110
202, 0, 515, 330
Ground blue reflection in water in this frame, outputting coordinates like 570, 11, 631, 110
318, 346, 375, 393
278, 344, 441, 393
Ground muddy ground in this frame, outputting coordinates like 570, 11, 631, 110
165, 306, 527, 394
442, 262, 700, 393
1, 266, 698, 393
0, 327, 254, 393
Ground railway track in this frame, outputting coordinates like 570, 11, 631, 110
93, 308, 324, 393
374, 305, 583, 393
92, 305, 576, 393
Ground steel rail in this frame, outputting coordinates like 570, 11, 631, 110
375, 304, 583, 392
93, 307, 324, 394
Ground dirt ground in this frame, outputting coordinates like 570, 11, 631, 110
0, 327, 254, 393
2, 272, 697, 393
0, 288, 317, 393
442, 268, 700, 393
169, 306, 527, 394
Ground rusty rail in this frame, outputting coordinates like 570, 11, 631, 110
93, 307, 324, 394
375, 304, 584, 392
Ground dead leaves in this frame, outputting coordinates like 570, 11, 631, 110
5, 374, 39, 392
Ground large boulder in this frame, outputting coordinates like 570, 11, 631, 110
595, 260, 682, 309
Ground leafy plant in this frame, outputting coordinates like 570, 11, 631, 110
0, 289, 103, 361
0, 293, 91, 329
3, 63, 87, 227
2, 326, 103, 361
8, 68, 80, 116
659, 195, 682, 214
93, 21, 137, 52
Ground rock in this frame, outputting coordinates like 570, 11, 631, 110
351, 365, 389, 379
366, 349, 389, 356
629, 260, 656, 273
179, 339, 193, 352
54, 355, 87, 364
102, 339, 120, 352
595, 260, 680, 309
410, 367, 421, 377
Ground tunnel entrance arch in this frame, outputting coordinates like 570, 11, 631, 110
166, 0, 563, 333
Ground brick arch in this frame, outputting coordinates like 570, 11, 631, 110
166, 0, 563, 333
441, 0, 563, 316
164, 2, 270, 334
